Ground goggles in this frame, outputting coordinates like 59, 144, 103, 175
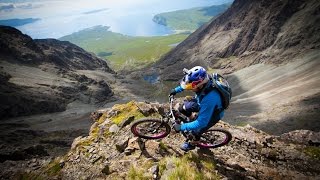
182, 79, 203, 90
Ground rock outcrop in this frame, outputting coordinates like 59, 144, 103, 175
0, 26, 115, 119
2, 101, 318, 179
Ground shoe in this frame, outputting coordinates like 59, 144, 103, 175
180, 142, 195, 152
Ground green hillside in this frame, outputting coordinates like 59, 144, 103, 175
59, 26, 188, 71
153, 3, 231, 31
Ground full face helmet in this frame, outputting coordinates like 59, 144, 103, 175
180, 66, 208, 90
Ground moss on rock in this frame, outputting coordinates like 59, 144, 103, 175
304, 146, 320, 160
109, 101, 146, 124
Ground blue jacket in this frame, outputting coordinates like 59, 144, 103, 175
174, 81, 224, 133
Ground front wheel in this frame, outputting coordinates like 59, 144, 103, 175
131, 118, 171, 139
196, 128, 232, 148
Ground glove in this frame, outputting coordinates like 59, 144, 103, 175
185, 96, 193, 101
169, 89, 176, 96
173, 123, 181, 132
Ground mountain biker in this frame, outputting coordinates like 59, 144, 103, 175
169, 66, 224, 152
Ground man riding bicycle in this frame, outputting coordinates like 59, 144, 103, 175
169, 66, 224, 152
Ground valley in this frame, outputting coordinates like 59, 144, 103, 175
59, 26, 189, 71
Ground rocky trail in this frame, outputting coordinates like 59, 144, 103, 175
2, 101, 318, 179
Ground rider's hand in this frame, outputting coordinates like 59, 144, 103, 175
185, 96, 193, 101
173, 123, 181, 132
169, 89, 176, 96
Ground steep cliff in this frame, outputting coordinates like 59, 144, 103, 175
151, 0, 320, 80
0, 26, 115, 119
138, 0, 320, 135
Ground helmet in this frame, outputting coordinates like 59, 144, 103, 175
180, 66, 208, 90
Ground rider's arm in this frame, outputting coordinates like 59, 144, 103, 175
174, 85, 184, 94
180, 91, 222, 132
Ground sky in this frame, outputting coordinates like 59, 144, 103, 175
0, 0, 233, 38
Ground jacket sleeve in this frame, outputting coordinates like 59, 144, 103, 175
180, 91, 219, 132
174, 85, 184, 93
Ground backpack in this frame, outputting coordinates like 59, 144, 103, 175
211, 73, 232, 109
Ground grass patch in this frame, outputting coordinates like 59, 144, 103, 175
108, 101, 161, 124
153, 3, 230, 31
109, 101, 145, 124
304, 146, 320, 160
159, 141, 169, 151
14, 158, 65, 179
43, 158, 64, 177
158, 153, 220, 180
127, 165, 151, 180
59, 26, 188, 71
76, 137, 94, 151
15, 172, 44, 180
236, 122, 249, 127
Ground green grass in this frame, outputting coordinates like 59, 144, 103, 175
59, 26, 188, 71
153, 3, 231, 31
158, 153, 220, 180
127, 164, 152, 180
304, 146, 320, 160
16, 173, 45, 180
59, 3, 230, 71
46, 162, 62, 176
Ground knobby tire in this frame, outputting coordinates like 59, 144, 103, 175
196, 128, 232, 148
131, 118, 171, 139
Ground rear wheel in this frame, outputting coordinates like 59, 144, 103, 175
131, 118, 171, 139
196, 128, 232, 148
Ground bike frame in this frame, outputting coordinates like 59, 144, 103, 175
168, 96, 195, 140
168, 95, 176, 122
130, 95, 232, 147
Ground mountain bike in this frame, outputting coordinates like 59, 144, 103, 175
131, 95, 232, 149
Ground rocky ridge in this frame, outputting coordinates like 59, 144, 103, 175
2, 101, 318, 179
148, 0, 320, 80
0, 25, 115, 119
0, 25, 121, 172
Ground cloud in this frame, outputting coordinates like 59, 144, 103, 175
0, 4, 15, 12
0, 3, 42, 12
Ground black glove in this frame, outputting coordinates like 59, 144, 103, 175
169, 89, 176, 96
173, 123, 181, 132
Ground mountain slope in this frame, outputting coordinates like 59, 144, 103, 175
0, 26, 115, 119
137, 0, 320, 134
151, 0, 320, 79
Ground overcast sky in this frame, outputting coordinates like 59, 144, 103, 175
0, 0, 231, 18
0, 0, 232, 38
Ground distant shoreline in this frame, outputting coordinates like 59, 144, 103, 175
0, 18, 40, 27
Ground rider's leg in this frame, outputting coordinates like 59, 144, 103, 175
178, 99, 199, 120
190, 118, 221, 144
180, 142, 196, 152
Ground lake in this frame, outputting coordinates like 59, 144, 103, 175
0, 0, 232, 38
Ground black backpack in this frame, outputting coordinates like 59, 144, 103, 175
211, 73, 232, 109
